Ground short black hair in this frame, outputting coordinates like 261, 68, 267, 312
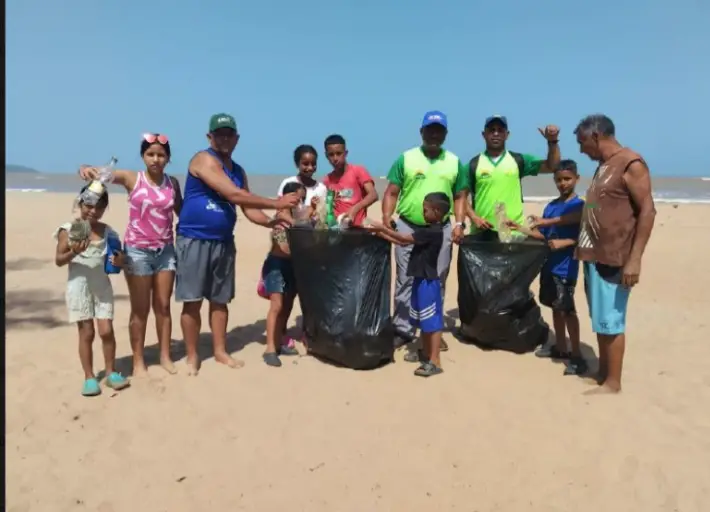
556, 159, 579, 175
324, 134, 346, 148
293, 144, 317, 165
423, 192, 450, 213
78, 183, 109, 208
282, 181, 306, 202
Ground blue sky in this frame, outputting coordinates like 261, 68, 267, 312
6, 1, 709, 176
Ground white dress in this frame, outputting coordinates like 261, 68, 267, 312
54, 223, 119, 323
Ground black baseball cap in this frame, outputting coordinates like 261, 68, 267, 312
484, 115, 508, 129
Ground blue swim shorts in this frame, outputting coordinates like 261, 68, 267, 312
409, 278, 444, 334
583, 261, 631, 335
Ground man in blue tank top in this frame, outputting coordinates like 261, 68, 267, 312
176, 113, 300, 375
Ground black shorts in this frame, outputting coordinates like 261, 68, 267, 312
539, 273, 577, 313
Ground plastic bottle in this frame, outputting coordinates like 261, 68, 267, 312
80, 157, 117, 207
325, 190, 336, 228
97, 156, 118, 183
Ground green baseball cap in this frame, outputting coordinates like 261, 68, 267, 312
209, 113, 237, 132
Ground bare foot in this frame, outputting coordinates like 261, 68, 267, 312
186, 357, 200, 376
583, 382, 621, 395
214, 352, 245, 369
132, 362, 149, 378
160, 358, 177, 375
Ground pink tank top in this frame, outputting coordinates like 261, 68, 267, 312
124, 172, 175, 249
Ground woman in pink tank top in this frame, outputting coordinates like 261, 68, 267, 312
79, 134, 182, 377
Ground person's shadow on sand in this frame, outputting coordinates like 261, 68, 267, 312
445, 306, 600, 380
114, 315, 307, 375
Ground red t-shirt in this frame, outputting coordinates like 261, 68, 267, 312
323, 164, 374, 226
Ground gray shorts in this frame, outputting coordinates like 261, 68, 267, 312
175, 235, 236, 304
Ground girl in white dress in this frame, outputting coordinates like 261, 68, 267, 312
54, 182, 130, 396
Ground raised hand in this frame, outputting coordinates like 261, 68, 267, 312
78, 165, 99, 181
538, 125, 560, 142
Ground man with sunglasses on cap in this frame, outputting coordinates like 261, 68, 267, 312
467, 115, 561, 240
176, 113, 300, 375
382, 110, 470, 353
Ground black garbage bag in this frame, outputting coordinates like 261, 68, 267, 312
457, 234, 550, 353
288, 227, 394, 369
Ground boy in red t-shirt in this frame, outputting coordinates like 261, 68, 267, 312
322, 134, 378, 226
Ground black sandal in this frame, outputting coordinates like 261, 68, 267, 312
263, 352, 282, 367
414, 361, 443, 377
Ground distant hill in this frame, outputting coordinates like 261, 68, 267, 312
6, 164, 40, 174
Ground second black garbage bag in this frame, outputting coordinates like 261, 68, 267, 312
288, 227, 394, 369
457, 235, 550, 353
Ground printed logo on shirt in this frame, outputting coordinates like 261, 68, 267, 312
205, 199, 225, 213
338, 188, 354, 199
413, 170, 426, 180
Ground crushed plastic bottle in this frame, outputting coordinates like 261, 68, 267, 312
494, 202, 514, 243
313, 197, 329, 230
67, 219, 91, 242
73, 157, 117, 216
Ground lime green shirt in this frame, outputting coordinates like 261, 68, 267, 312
387, 147, 469, 226
470, 151, 542, 232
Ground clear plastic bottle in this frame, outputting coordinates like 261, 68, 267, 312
77, 157, 117, 209
97, 156, 118, 184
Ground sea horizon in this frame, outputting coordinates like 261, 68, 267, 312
7, 172, 710, 204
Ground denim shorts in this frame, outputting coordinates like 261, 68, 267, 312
261, 254, 296, 295
124, 244, 177, 276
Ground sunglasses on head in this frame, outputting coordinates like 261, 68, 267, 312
142, 133, 169, 145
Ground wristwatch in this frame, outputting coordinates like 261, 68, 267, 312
454, 221, 467, 230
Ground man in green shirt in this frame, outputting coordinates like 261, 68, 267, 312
467, 115, 561, 240
382, 110, 470, 349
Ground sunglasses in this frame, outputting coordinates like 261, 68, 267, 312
142, 133, 169, 145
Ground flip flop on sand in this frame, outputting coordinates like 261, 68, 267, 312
414, 361, 443, 378
263, 352, 282, 367
278, 345, 299, 356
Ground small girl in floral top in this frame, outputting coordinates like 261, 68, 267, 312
54, 183, 130, 397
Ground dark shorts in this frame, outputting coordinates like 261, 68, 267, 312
261, 254, 296, 295
539, 272, 577, 313
175, 235, 236, 304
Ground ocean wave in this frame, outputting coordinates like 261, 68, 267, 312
7, 188, 48, 193
524, 195, 710, 205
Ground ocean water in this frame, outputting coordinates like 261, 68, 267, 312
7, 172, 710, 204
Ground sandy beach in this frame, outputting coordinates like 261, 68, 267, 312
6, 192, 710, 512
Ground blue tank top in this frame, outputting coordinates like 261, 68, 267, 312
177, 148, 245, 241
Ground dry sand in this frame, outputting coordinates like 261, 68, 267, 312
6, 193, 710, 512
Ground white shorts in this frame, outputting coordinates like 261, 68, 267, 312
66, 268, 114, 323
